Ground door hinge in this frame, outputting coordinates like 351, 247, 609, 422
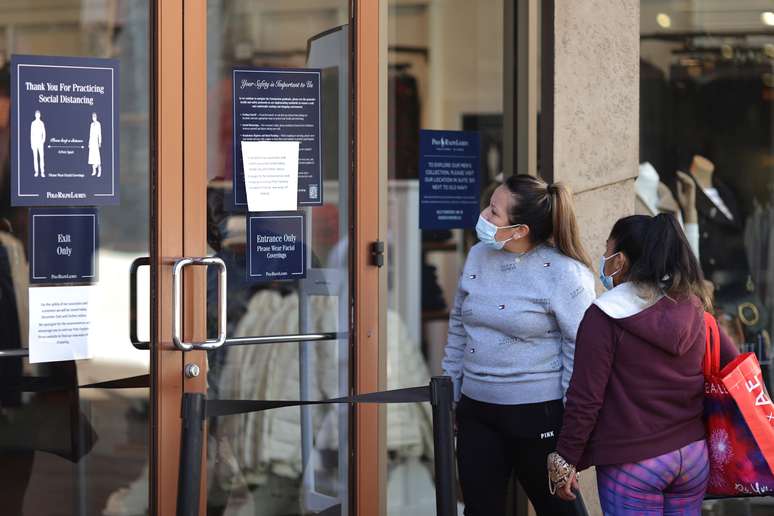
371, 241, 385, 267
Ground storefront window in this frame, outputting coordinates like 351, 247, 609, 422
641, 2, 773, 371
641, 2, 774, 509
384, 1, 534, 513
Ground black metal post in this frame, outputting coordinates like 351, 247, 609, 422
431, 376, 456, 516
177, 393, 205, 516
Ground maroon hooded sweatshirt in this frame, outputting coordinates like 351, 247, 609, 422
556, 283, 738, 470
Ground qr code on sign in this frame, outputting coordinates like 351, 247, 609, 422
309, 185, 318, 199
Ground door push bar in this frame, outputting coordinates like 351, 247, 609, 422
172, 257, 228, 351
225, 333, 342, 346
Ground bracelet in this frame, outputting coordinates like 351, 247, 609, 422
547, 452, 577, 495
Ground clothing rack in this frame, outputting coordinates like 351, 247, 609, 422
641, 30, 774, 42
249, 45, 429, 61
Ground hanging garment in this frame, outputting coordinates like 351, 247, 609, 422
388, 68, 420, 180
695, 178, 769, 342
0, 231, 28, 347
639, 59, 670, 173
744, 201, 774, 346
744, 202, 774, 313
0, 240, 22, 408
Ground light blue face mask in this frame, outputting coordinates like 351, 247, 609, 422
475, 215, 521, 250
599, 252, 621, 290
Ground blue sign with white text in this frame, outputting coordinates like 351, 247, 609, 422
247, 213, 307, 282
419, 129, 481, 229
11, 54, 119, 206
233, 68, 322, 209
29, 208, 98, 285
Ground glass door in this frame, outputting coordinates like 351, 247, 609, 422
379, 2, 539, 515
202, 1, 352, 514
165, 1, 385, 514
166, 1, 382, 514
0, 1, 153, 515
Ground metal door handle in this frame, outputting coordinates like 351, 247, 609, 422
172, 257, 227, 351
130, 257, 150, 350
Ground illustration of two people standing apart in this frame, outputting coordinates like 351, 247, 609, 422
29, 111, 102, 178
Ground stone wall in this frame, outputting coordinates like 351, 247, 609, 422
544, 1, 640, 515
553, 0, 639, 251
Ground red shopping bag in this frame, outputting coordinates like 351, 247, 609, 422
704, 312, 774, 495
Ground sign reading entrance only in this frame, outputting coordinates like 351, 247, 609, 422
11, 54, 119, 206
247, 213, 307, 282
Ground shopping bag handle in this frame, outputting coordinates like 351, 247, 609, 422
703, 312, 721, 376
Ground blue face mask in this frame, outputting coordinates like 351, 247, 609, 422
599, 252, 621, 291
475, 215, 521, 250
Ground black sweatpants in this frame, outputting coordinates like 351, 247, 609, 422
456, 395, 578, 516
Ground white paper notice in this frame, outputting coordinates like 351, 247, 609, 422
29, 285, 96, 363
241, 141, 300, 212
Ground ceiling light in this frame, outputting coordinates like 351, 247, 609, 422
656, 13, 672, 29
762, 11, 774, 26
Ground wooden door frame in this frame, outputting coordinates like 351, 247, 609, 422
353, 1, 383, 515
181, 3, 210, 516
151, 1, 184, 514
152, 1, 384, 514
152, 1, 209, 514
150, 0, 184, 515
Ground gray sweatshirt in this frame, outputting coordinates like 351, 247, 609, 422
441, 243, 595, 405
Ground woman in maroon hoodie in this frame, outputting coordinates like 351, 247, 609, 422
548, 214, 738, 515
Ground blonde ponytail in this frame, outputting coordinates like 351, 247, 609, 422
548, 182, 592, 269
503, 175, 592, 269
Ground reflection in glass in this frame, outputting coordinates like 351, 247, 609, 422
0, 1, 150, 515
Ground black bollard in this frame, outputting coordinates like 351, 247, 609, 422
177, 393, 205, 516
431, 376, 456, 516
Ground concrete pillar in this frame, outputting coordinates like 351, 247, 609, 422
549, 1, 640, 515
553, 0, 639, 248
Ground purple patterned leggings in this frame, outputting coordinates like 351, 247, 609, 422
596, 440, 708, 515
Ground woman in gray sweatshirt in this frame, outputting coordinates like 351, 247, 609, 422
442, 174, 595, 516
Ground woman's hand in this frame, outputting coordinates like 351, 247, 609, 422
556, 474, 578, 501
547, 451, 578, 500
